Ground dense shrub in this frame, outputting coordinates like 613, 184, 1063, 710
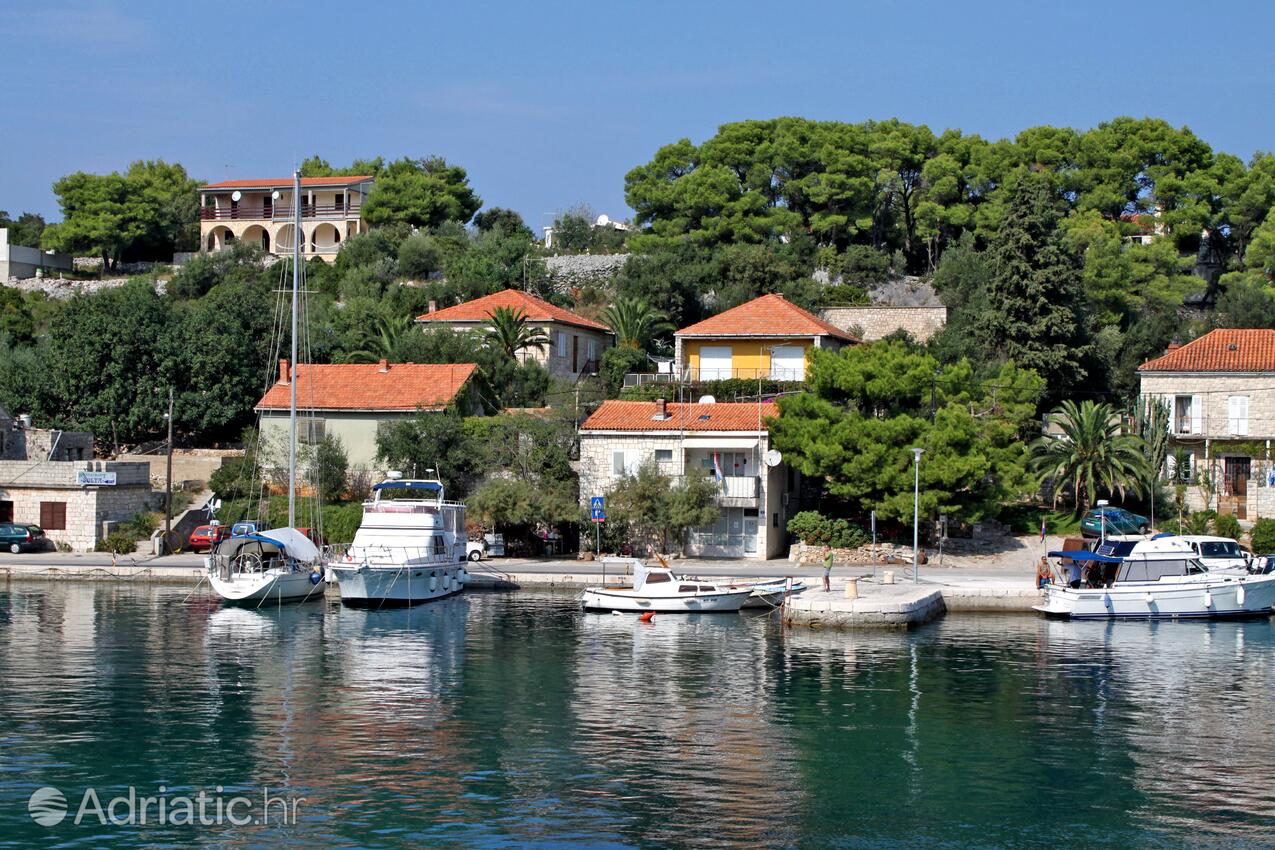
95, 531, 139, 555
1213, 512, 1243, 542
1250, 518, 1275, 554
787, 510, 868, 549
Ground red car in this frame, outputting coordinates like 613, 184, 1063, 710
188, 524, 231, 552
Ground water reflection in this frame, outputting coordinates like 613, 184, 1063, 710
0, 585, 1272, 848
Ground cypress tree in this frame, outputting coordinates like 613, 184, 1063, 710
981, 172, 1091, 395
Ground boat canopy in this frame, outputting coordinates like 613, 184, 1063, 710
373, 480, 443, 493
221, 527, 320, 563
1048, 549, 1123, 563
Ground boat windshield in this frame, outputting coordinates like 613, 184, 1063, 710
1199, 541, 1242, 558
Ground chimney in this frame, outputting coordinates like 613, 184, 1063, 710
428, 300, 437, 314
1166, 342, 1181, 353
278, 359, 291, 384
657, 398, 668, 419
378, 358, 389, 373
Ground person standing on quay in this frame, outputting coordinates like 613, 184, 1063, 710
822, 546, 834, 592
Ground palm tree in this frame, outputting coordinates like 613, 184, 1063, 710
1031, 399, 1151, 512
484, 306, 550, 361
341, 312, 413, 363
601, 296, 672, 349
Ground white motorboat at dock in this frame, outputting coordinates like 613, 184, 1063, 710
330, 475, 469, 608
1036, 535, 1275, 620
581, 562, 754, 613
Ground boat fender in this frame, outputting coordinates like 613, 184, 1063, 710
309, 571, 323, 585
1144, 592, 1154, 605
639, 611, 655, 623
1203, 589, 1213, 608
1237, 584, 1246, 606
1103, 593, 1112, 607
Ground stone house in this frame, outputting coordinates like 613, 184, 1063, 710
673, 294, 857, 381
1138, 329, 1275, 521
416, 289, 614, 379
578, 399, 798, 558
256, 360, 479, 474
199, 175, 374, 261
0, 409, 152, 550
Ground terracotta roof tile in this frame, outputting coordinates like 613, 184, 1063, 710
256, 361, 476, 412
581, 400, 779, 432
417, 289, 611, 332
202, 176, 373, 190
676, 293, 858, 341
1138, 329, 1275, 373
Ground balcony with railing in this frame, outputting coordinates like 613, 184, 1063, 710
199, 202, 362, 222
623, 366, 805, 387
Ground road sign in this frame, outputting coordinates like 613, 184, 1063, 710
590, 496, 606, 523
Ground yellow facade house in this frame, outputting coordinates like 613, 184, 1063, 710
674, 293, 858, 381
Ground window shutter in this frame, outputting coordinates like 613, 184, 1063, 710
1191, 394, 1203, 434
1237, 395, 1249, 436
612, 451, 625, 475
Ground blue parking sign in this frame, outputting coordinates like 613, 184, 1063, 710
590, 496, 605, 522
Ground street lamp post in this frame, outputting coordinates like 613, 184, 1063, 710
910, 447, 924, 584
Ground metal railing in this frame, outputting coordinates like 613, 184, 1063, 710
199, 203, 362, 221
623, 366, 805, 386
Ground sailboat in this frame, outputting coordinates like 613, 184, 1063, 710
207, 171, 329, 604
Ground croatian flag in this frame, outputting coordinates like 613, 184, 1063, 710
1040, 518, 1047, 542
712, 452, 724, 482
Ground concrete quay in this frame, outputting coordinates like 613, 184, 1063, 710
779, 582, 946, 628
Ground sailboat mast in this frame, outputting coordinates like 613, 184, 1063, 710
288, 169, 300, 528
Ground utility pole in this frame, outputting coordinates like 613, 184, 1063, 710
164, 386, 174, 551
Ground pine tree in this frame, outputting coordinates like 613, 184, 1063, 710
981, 172, 1091, 394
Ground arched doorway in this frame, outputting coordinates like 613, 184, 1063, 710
274, 224, 297, 253
311, 223, 341, 255
206, 226, 234, 252
241, 225, 270, 253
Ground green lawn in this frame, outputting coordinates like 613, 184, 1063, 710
1000, 504, 1082, 537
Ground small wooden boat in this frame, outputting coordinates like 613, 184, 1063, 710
581, 563, 752, 613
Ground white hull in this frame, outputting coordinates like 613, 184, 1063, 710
208, 569, 326, 604
581, 587, 753, 613
1035, 575, 1275, 620
333, 563, 466, 607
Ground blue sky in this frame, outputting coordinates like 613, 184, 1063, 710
6, 0, 1275, 231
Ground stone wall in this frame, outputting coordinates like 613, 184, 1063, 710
4, 276, 167, 300
0, 459, 154, 550
544, 254, 628, 291
820, 306, 948, 342
1140, 373, 1275, 439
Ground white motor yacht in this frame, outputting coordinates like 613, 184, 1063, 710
581, 563, 753, 613
330, 476, 469, 608
207, 528, 326, 604
1036, 535, 1275, 620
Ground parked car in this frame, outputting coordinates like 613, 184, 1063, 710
188, 524, 231, 552
1080, 507, 1149, 538
467, 540, 485, 561
1179, 535, 1251, 572
230, 521, 260, 537
0, 523, 48, 553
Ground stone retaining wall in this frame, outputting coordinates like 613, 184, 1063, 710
820, 306, 948, 342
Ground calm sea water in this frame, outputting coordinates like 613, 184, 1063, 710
0, 583, 1273, 849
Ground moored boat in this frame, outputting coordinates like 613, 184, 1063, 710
1036, 535, 1275, 620
330, 475, 469, 608
207, 527, 326, 604
581, 563, 753, 613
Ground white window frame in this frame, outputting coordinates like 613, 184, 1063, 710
698, 346, 733, 380
654, 448, 673, 463
554, 330, 569, 358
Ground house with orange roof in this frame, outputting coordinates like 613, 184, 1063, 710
578, 399, 799, 558
417, 288, 613, 379
255, 359, 478, 472
673, 293, 857, 382
1139, 328, 1275, 520
199, 175, 374, 260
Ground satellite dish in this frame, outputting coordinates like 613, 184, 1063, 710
231, 190, 242, 202
698, 395, 716, 404
764, 449, 783, 467
271, 190, 281, 200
